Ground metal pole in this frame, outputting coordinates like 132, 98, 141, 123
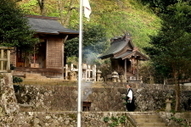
77, 0, 83, 126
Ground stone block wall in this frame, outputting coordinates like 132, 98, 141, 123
0, 74, 134, 127
13, 82, 191, 112
0, 73, 20, 126
1, 74, 191, 127
11, 111, 134, 127
159, 112, 191, 126
14, 84, 127, 112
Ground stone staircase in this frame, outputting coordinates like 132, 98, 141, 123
129, 111, 168, 127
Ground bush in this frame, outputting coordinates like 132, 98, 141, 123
13, 76, 23, 83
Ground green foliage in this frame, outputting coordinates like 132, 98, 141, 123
18, 0, 161, 52
10, 64, 15, 70
65, 23, 108, 64
144, 2, 191, 111
144, 2, 191, 82
13, 76, 23, 83
170, 116, 189, 127
103, 115, 127, 127
18, 0, 39, 15
0, 0, 37, 50
97, 59, 112, 81
139, 61, 157, 84
138, 0, 181, 14
91, 0, 161, 49
103, 117, 110, 122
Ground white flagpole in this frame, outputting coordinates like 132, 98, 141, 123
77, 0, 83, 126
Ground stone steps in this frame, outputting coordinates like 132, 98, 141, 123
129, 111, 168, 127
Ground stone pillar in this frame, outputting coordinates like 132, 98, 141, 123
92, 65, 96, 81
82, 64, 87, 81
87, 65, 91, 81
65, 64, 68, 80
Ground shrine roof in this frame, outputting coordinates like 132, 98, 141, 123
25, 15, 79, 39
99, 35, 132, 59
114, 50, 149, 60
99, 34, 148, 60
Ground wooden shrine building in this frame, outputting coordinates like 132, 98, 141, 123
11, 15, 79, 78
99, 33, 148, 81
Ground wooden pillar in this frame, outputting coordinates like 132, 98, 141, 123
1, 49, 4, 70
33, 46, 36, 66
136, 59, 139, 80
131, 57, 135, 74
62, 35, 68, 79
124, 59, 127, 81
46, 39, 48, 68
7, 50, 10, 70
61, 42, 64, 79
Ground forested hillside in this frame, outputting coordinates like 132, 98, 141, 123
17, 0, 161, 50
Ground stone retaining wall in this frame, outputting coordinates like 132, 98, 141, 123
1, 73, 191, 127
14, 84, 126, 112
159, 112, 191, 126
13, 82, 191, 112
11, 111, 134, 127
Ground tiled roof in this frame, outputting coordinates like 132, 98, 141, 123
113, 51, 132, 59
25, 15, 79, 39
99, 37, 131, 59
114, 50, 149, 60
99, 34, 148, 60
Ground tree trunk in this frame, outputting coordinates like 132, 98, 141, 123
37, 0, 45, 15
64, 0, 74, 26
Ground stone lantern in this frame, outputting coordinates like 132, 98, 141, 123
112, 71, 119, 82
165, 94, 173, 112
96, 70, 102, 81
69, 71, 76, 81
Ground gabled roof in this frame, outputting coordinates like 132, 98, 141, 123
99, 34, 133, 59
114, 50, 148, 60
99, 33, 148, 60
25, 15, 79, 40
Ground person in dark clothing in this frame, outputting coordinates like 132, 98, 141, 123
126, 84, 135, 111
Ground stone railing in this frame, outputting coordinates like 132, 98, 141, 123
64, 63, 102, 81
